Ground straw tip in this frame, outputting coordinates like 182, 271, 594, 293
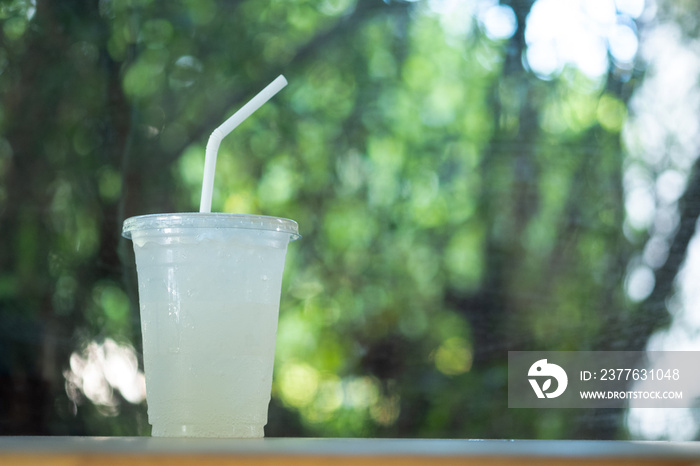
276, 75, 288, 87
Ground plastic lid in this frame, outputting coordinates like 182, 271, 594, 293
122, 213, 300, 240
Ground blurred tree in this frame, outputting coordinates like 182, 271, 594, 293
0, 0, 694, 440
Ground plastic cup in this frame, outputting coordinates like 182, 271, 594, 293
122, 213, 300, 437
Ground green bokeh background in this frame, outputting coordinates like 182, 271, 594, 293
0, 0, 696, 439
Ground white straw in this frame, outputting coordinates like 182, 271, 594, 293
199, 75, 288, 213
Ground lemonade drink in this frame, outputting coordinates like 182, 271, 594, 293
122, 213, 299, 437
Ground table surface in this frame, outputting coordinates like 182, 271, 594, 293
1, 437, 700, 465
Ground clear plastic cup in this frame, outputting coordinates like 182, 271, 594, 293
122, 213, 300, 437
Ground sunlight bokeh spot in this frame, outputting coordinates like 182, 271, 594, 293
435, 337, 472, 376
278, 362, 320, 408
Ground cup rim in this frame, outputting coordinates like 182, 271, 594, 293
122, 212, 301, 241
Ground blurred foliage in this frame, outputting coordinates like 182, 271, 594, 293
0, 0, 693, 439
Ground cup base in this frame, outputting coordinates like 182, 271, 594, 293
151, 423, 264, 438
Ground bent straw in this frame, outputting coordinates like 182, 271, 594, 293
199, 75, 288, 213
